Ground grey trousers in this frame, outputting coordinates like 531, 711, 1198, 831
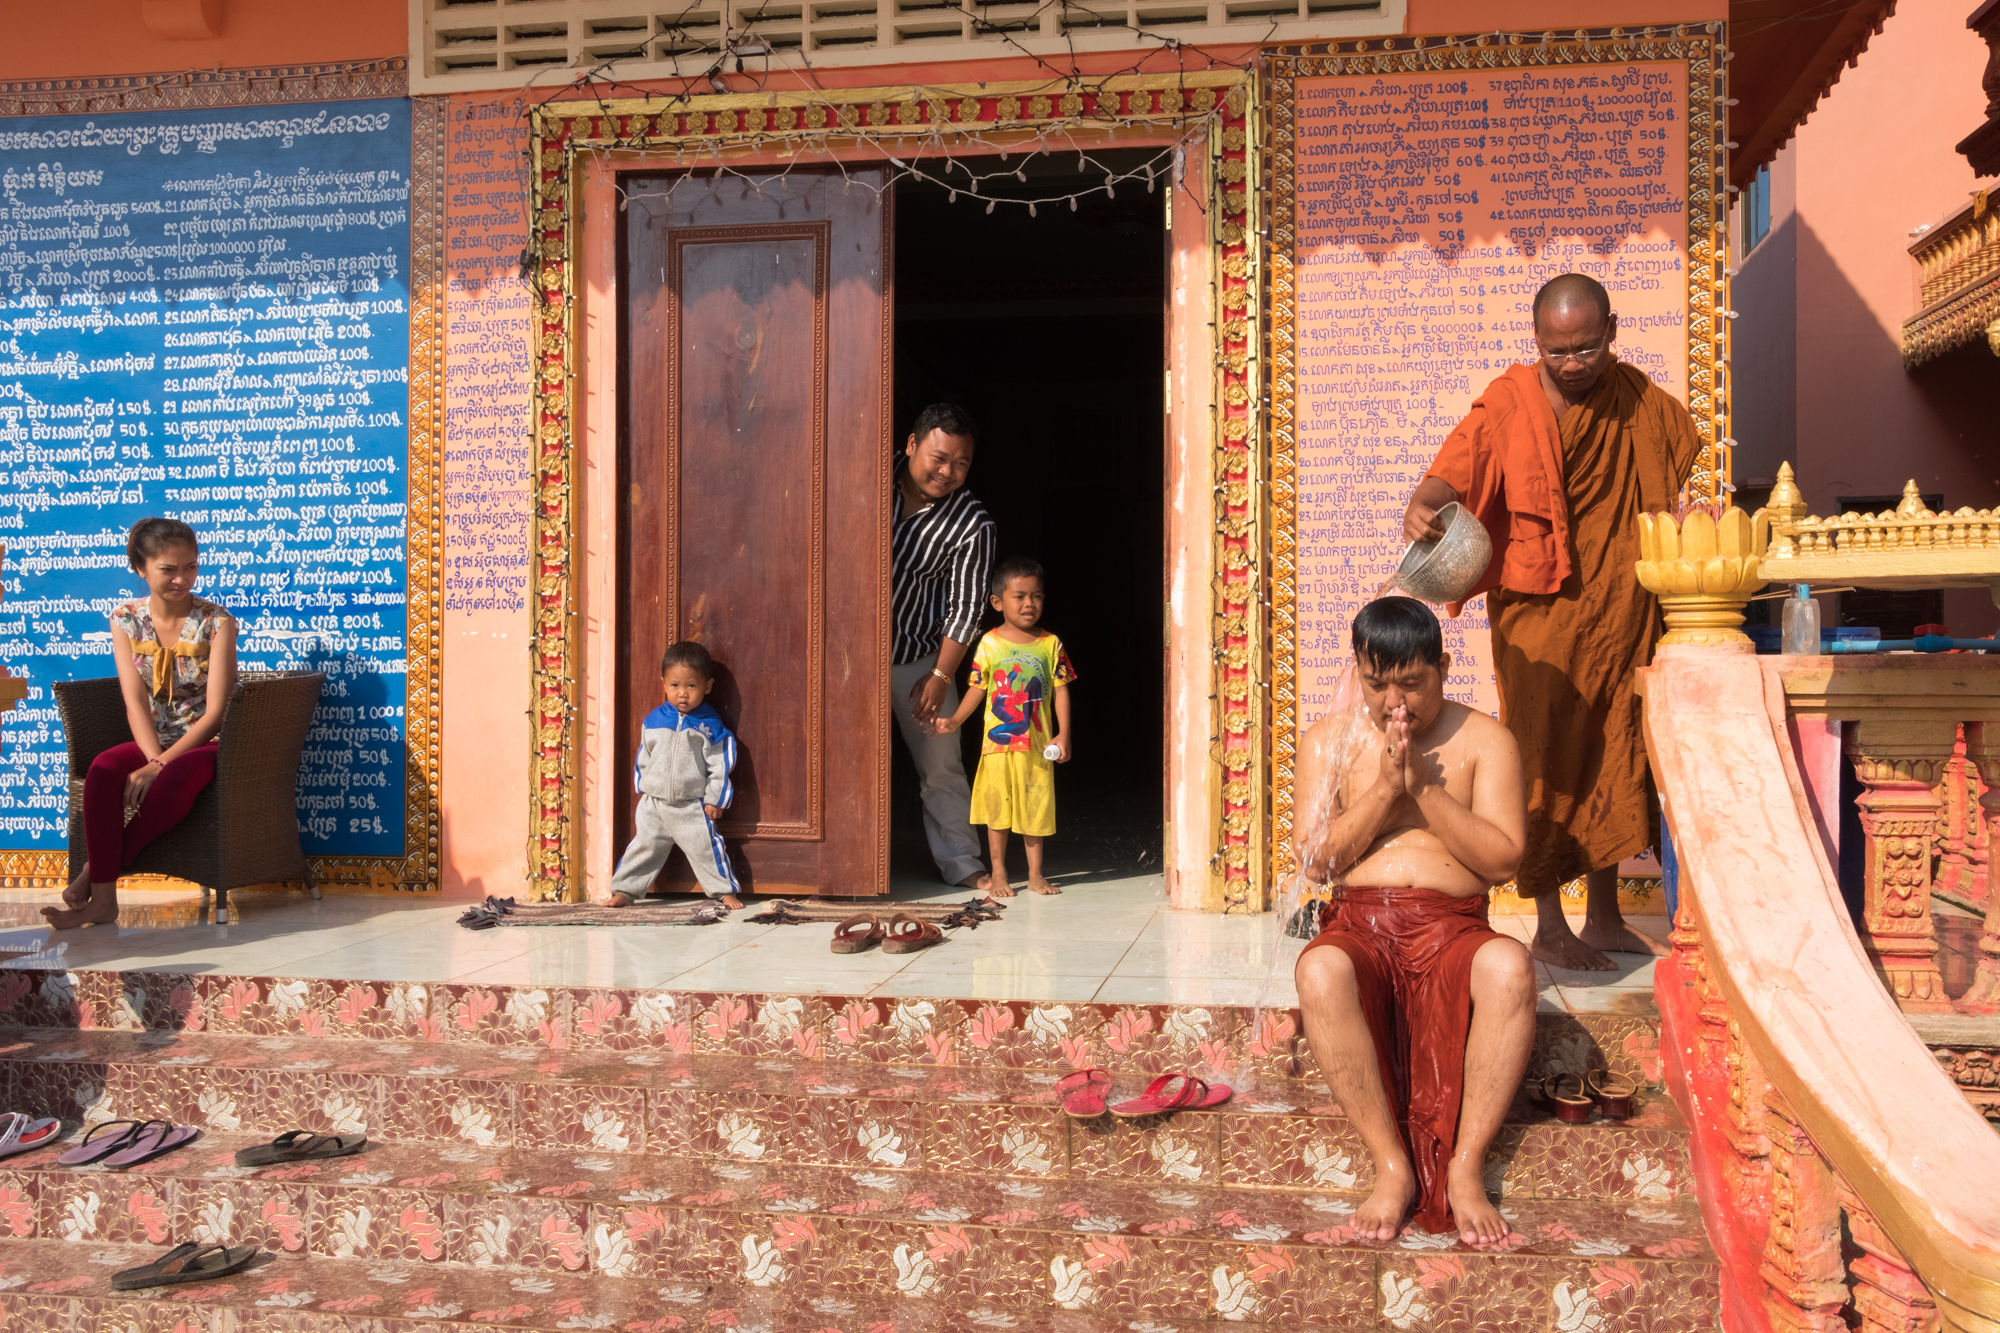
890, 657, 987, 885
609, 795, 741, 899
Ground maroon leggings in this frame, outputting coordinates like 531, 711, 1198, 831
82, 741, 216, 882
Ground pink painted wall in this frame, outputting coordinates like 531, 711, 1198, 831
1734, 3, 2000, 634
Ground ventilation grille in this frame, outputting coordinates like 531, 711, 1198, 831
414, 0, 1392, 91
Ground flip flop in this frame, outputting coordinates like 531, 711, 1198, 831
57, 1119, 149, 1166
1056, 1069, 1113, 1119
1586, 1070, 1638, 1122
0, 1112, 62, 1159
111, 1243, 259, 1291
1110, 1073, 1229, 1119
233, 1131, 367, 1167
881, 914, 943, 954
830, 914, 884, 954
102, 1121, 200, 1170
1538, 1074, 1595, 1125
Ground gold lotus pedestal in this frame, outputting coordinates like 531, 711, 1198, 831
1635, 505, 1767, 649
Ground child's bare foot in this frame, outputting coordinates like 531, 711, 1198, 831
716, 894, 744, 910
1025, 875, 1061, 896
1446, 1159, 1509, 1247
984, 874, 1016, 899
1354, 1164, 1415, 1241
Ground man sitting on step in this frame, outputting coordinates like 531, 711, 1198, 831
1291, 597, 1536, 1246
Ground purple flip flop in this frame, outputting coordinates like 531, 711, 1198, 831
56, 1119, 148, 1166
101, 1119, 200, 1169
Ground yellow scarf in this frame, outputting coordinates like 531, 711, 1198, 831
131, 637, 208, 701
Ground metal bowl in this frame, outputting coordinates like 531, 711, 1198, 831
1392, 502, 1492, 606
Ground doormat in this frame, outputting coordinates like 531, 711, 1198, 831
746, 896, 1005, 929
457, 896, 728, 930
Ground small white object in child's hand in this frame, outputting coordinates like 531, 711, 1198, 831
1043, 743, 1062, 761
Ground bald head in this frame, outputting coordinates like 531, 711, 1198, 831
1532, 273, 1612, 328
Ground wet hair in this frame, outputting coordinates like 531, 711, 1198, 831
989, 557, 1044, 598
660, 640, 715, 680
1531, 272, 1612, 327
1352, 596, 1444, 672
909, 402, 978, 446
126, 517, 198, 572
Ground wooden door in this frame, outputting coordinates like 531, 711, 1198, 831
620, 168, 891, 896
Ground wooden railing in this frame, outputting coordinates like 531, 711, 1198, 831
1640, 648, 2000, 1333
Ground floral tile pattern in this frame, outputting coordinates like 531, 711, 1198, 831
0, 967, 1719, 1330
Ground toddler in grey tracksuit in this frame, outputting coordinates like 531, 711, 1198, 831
608, 641, 743, 907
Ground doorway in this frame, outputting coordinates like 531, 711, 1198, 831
891, 150, 1169, 891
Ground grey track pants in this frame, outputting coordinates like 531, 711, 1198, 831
609, 795, 741, 899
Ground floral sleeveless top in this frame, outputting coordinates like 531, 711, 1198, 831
110, 597, 232, 744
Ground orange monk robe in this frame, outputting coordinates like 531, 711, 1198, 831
1425, 362, 1701, 891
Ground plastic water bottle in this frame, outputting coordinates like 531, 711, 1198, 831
1781, 585, 1819, 655
1044, 743, 1063, 761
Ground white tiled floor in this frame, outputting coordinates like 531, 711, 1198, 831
0, 877, 1667, 1013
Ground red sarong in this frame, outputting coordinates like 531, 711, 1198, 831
1302, 886, 1503, 1233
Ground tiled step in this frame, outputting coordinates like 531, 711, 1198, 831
0, 969, 1711, 1330
0, 1238, 1392, 1333
0, 968, 1665, 1091
0, 1025, 1693, 1204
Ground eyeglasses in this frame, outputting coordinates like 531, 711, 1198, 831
1540, 345, 1606, 365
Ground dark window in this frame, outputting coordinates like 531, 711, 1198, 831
1745, 164, 1771, 252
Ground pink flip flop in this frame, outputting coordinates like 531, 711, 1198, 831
1056, 1069, 1112, 1119
1109, 1073, 1233, 1119
0, 1112, 60, 1159
100, 1120, 200, 1170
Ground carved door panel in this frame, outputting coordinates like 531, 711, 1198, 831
621, 168, 891, 896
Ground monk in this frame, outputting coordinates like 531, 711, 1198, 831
1401, 273, 1701, 971
1293, 596, 1534, 1245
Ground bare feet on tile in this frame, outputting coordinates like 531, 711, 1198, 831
41, 889, 118, 929
716, 894, 744, 910
1578, 919, 1670, 958
954, 872, 986, 889
980, 872, 1015, 899
59, 868, 90, 910
1354, 1161, 1415, 1240
1025, 875, 1061, 895
1446, 1158, 1509, 1247
1530, 928, 1615, 972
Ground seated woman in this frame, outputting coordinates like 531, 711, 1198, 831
42, 518, 237, 929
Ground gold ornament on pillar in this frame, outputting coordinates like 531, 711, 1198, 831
1634, 504, 1768, 647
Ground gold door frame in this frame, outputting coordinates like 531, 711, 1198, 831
523, 72, 1265, 905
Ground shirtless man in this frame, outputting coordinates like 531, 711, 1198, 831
1291, 597, 1535, 1245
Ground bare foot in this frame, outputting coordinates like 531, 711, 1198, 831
41, 898, 117, 930
984, 874, 1016, 899
1446, 1158, 1508, 1247
954, 873, 986, 889
1578, 919, 1670, 958
1354, 1162, 1416, 1240
716, 894, 744, 910
60, 869, 90, 910
1530, 923, 1615, 972
606, 892, 635, 908
1024, 876, 1061, 896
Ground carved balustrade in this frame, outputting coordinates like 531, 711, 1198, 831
1641, 642, 2000, 1333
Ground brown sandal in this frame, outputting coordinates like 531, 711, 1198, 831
881, 913, 943, 953
1539, 1074, 1595, 1125
1586, 1070, 1638, 1122
831, 914, 885, 953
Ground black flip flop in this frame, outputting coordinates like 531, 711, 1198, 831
233, 1131, 367, 1167
112, 1243, 259, 1291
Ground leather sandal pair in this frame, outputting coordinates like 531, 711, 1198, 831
830, 912, 943, 954
1535, 1070, 1639, 1124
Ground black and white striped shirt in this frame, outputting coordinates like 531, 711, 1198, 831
891, 466, 995, 666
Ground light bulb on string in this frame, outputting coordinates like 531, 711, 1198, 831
1028, 203, 1037, 217
1068, 196, 1077, 211
986, 200, 996, 214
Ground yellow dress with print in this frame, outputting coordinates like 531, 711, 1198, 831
966, 630, 1077, 836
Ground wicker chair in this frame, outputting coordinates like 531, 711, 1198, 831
53, 671, 325, 924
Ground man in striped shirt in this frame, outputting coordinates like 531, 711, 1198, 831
892, 402, 996, 887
